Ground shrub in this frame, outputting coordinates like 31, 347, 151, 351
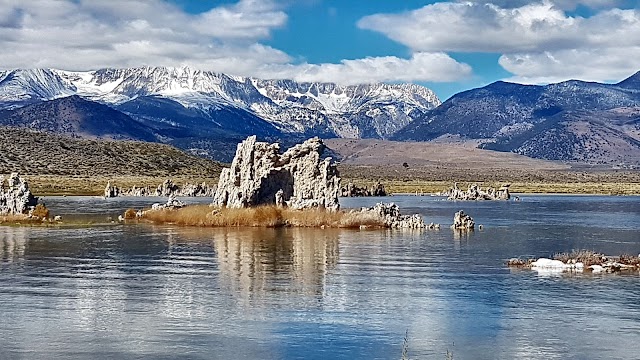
31, 204, 50, 219
124, 208, 137, 219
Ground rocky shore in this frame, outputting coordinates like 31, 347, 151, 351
0, 173, 58, 223
104, 179, 215, 198
507, 250, 640, 274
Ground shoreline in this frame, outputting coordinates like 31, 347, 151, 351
13, 174, 640, 197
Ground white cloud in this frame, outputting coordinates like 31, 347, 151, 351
461, 0, 630, 10
358, 2, 640, 53
257, 52, 472, 84
358, 1, 640, 83
0, 0, 471, 85
500, 47, 640, 84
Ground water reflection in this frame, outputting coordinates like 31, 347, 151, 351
153, 226, 341, 303
0, 227, 28, 262
2, 195, 640, 359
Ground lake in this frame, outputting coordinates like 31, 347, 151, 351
1, 195, 640, 359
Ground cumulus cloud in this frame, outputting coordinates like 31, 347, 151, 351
358, 1, 640, 83
500, 47, 640, 83
460, 0, 631, 10
358, 2, 640, 53
258, 52, 472, 84
0, 0, 470, 84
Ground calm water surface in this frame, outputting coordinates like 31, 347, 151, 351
1, 195, 640, 359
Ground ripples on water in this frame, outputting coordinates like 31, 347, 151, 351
1, 195, 639, 359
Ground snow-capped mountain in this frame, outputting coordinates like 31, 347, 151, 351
0, 66, 441, 139
0, 69, 75, 108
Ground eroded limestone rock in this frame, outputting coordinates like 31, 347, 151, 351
104, 181, 119, 198
104, 180, 214, 198
156, 179, 179, 197
212, 136, 341, 211
444, 183, 510, 201
151, 194, 185, 211
452, 210, 475, 230
359, 202, 425, 229
0, 173, 39, 215
341, 181, 387, 197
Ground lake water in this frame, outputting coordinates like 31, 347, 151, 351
1, 195, 640, 359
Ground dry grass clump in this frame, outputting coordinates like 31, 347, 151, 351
31, 204, 50, 219
0, 214, 31, 223
140, 204, 387, 228
124, 208, 137, 220
618, 254, 640, 267
0, 204, 51, 224
553, 250, 608, 267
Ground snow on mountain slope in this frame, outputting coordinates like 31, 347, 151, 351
0, 69, 76, 108
0, 66, 441, 139
253, 79, 440, 114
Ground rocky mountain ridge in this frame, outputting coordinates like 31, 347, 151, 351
0, 67, 441, 139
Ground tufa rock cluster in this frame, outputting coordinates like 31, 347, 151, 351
358, 203, 425, 229
212, 136, 341, 211
452, 210, 475, 230
341, 181, 387, 197
104, 179, 215, 198
0, 173, 39, 215
443, 183, 510, 201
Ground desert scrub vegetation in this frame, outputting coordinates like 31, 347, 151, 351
138, 204, 387, 228
0, 127, 222, 178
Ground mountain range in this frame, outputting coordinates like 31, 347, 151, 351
393, 72, 640, 166
1, 66, 639, 166
0, 67, 439, 137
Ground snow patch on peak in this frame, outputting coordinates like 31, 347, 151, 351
0, 69, 75, 107
252, 79, 440, 115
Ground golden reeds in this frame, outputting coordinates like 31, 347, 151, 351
139, 205, 387, 228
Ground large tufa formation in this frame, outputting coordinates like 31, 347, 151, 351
452, 210, 475, 230
444, 183, 510, 201
212, 136, 341, 211
359, 202, 425, 229
0, 173, 39, 215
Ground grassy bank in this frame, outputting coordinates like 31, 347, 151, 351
16, 166, 640, 197
139, 205, 386, 228
350, 180, 640, 196
339, 164, 640, 195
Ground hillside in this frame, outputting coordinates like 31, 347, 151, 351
392, 72, 640, 165
325, 138, 566, 169
0, 126, 222, 177
0, 95, 157, 141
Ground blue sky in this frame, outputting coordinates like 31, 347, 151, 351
1, 0, 639, 100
